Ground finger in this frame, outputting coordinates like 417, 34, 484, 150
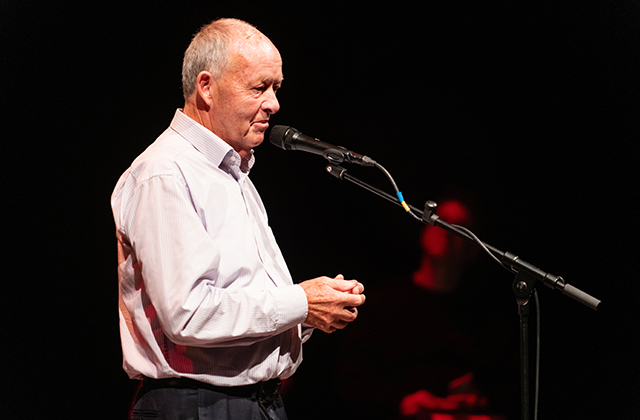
351, 282, 365, 294
340, 307, 358, 322
333, 319, 350, 330
342, 293, 366, 307
327, 278, 359, 292
325, 323, 344, 333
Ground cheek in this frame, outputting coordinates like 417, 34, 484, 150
220, 91, 254, 120
233, 101, 259, 126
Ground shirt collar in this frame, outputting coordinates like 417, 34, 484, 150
169, 109, 255, 178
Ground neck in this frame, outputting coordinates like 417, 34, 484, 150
183, 101, 208, 128
182, 100, 250, 159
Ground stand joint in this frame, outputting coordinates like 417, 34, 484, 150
422, 200, 439, 226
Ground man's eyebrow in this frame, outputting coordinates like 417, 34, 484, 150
261, 77, 284, 85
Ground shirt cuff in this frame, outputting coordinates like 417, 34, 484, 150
270, 284, 308, 330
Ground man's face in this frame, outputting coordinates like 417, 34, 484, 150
208, 42, 283, 157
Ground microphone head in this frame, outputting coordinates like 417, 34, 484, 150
269, 125, 295, 150
269, 125, 365, 165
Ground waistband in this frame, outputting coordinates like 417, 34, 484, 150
140, 377, 282, 405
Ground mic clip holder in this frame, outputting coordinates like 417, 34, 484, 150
323, 148, 377, 167
323, 148, 350, 166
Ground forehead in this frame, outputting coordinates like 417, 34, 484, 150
228, 41, 283, 83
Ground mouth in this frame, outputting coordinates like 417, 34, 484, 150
251, 119, 270, 131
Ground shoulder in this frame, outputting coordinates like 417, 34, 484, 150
112, 128, 194, 212
127, 128, 195, 183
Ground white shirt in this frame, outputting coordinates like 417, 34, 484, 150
111, 109, 310, 386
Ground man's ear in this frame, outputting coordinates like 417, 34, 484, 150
195, 71, 215, 106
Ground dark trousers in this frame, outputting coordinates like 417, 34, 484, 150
131, 386, 289, 420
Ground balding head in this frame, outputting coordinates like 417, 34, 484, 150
181, 18, 276, 100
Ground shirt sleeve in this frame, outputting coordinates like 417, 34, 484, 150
121, 172, 308, 348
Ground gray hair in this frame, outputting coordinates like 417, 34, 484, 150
181, 18, 258, 100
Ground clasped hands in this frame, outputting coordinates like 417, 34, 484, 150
300, 274, 365, 333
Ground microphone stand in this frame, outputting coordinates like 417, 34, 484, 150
324, 163, 601, 420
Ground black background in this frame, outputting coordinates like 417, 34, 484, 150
2, 1, 639, 419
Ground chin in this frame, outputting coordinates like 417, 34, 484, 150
247, 131, 265, 147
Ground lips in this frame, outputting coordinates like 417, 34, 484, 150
252, 120, 270, 130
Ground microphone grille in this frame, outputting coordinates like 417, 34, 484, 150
269, 125, 291, 150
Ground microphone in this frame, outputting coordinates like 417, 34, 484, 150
269, 125, 376, 166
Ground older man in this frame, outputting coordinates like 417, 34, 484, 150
112, 18, 365, 420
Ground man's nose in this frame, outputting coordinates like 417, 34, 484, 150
262, 88, 280, 115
